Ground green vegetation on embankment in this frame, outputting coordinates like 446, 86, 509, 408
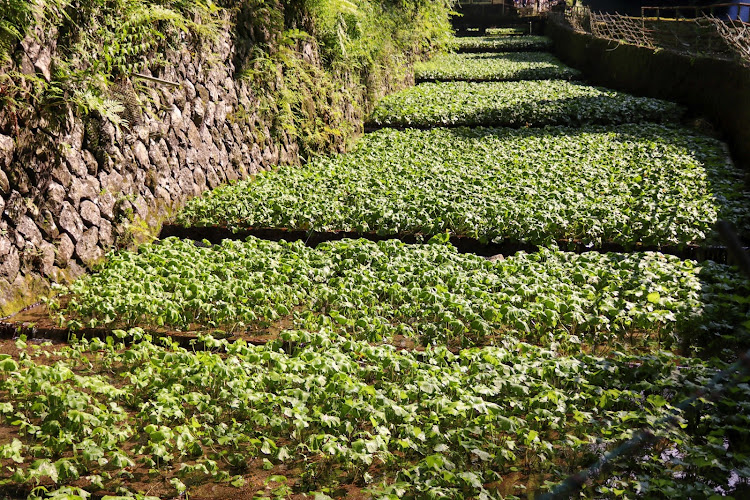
0, 0, 455, 156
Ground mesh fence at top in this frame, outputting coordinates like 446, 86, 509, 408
550, 6, 750, 66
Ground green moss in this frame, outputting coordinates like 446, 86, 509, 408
0, 272, 51, 317
233, 0, 454, 160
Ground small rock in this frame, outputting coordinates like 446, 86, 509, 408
149, 141, 169, 172
204, 101, 216, 128
0, 246, 19, 282
169, 104, 183, 132
9, 167, 31, 195
67, 261, 86, 280
192, 99, 205, 126
34, 47, 53, 81
133, 195, 149, 220
38, 209, 60, 238
214, 101, 227, 125
19, 53, 35, 77
20, 35, 41, 60
56, 233, 75, 267
137, 124, 149, 143
99, 120, 117, 145
225, 166, 239, 182
68, 178, 100, 207
148, 88, 161, 110
195, 82, 209, 101
155, 186, 171, 203
5, 192, 27, 224
82, 150, 98, 175
206, 166, 221, 189
183, 80, 196, 101
133, 141, 150, 167
51, 164, 72, 188
100, 170, 124, 194
59, 202, 84, 242
38, 241, 56, 276
98, 191, 115, 220
173, 84, 186, 108
487, 254, 505, 262
98, 219, 114, 247
67, 120, 85, 151
80, 200, 101, 227
0, 134, 14, 172
46, 181, 66, 212
177, 167, 194, 195
194, 169, 206, 190
75, 227, 102, 268
0, 235, 11, 256
16, 216, 43, 247
66, 151, 87, 177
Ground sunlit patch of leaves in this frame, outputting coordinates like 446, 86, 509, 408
176, 124, 748, 248
54, 237, 750, 355
452, 35, 553, 52
415, 51, 581, 82
368, 80, 684, 128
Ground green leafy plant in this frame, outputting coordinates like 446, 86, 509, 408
176, 124, 747, 248
0, 326, 748, 497
55, 236, 750, 355
368, 80, 684, 128
485, 27, 528, 36
415, 51, 581, 81
452, 35, 553, 52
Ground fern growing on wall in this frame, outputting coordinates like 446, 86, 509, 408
0, 0, 223, 126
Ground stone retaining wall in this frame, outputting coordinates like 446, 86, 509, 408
0, 14, 403, 315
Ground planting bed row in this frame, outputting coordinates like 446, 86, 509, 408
176, 125, 750, 249
47, 237, 750, 355
453, 35, 553, 52
485, 27, 528, 36
1, 326, 747, 499
414, 52, 581, 82
367, 80, 683, 129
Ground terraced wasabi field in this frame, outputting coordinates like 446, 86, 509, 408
51, 237, 750, 352
2, 30, 750, 500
